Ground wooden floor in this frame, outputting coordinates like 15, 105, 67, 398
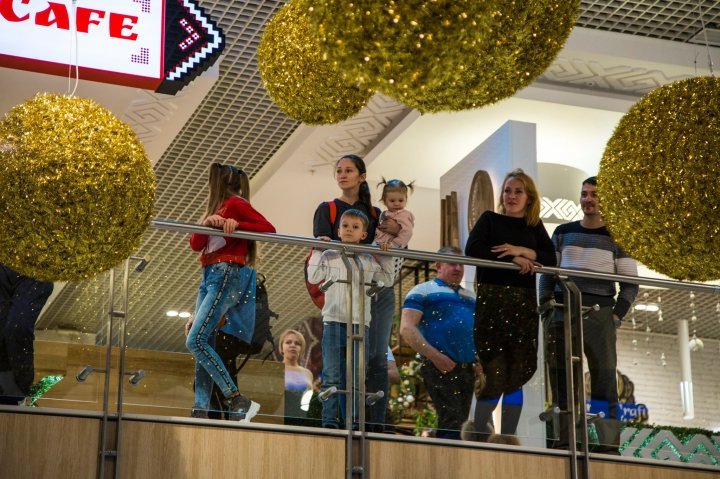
2, 409, 718, 479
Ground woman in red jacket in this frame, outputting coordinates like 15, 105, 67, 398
186, 163, 275, 421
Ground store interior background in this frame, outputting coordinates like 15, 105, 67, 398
0, 1, 719, 433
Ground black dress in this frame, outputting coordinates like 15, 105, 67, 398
465, 211, 556, 397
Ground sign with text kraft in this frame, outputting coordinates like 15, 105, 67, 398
0, 0, 224, 94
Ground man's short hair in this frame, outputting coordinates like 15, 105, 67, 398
437, 246, 462, 255
583, 176, 597, 186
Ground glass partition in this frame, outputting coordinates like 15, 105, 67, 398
14, 223, 720, 468
28, 270, 111, 411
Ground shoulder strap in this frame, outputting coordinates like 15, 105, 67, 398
328, 200, 338, 224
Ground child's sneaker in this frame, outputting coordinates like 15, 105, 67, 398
190, 407, 209, 419
224, 393, 260, 422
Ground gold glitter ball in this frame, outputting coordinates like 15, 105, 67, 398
599, 76, 720, 281
258, 0, 372, 125
307, 0, 579, 113
0, 93, 156, 281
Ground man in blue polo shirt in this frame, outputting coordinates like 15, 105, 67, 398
400, 246, 477, 440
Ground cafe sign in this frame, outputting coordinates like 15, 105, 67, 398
0, 0, 224, 94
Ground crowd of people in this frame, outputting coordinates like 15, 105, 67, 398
179, 155, 637, 454
0, 154, 637, 454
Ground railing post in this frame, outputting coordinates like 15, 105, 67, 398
556, 276, 591, 479
339, 251, 356, 479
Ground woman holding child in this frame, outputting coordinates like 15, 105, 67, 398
311, 154, 399, 430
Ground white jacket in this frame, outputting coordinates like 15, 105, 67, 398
307, 249, 394, 325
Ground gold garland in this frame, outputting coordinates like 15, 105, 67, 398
307, 0, 579, 113
0, 93, 156, 282
599, 76, 720, 281
258, 0, 372, 125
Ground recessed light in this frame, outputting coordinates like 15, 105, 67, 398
178, 311, 192, 318
634, 304, 659, 312
166, 310, 179, 317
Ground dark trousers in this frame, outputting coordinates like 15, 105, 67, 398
420, 361, 475, 440
0, 265, 53, 397
367, 287, 395, 427
544, 305, 621, 450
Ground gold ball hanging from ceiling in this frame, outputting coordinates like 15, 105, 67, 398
258, 0, 373, 125
0, 93, 156, 282
599, 76, 720, 281
306, 0, 580, 113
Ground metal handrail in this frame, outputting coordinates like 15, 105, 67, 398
151, 218, 720, 293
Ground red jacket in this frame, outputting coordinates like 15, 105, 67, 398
189, 196, 276, 267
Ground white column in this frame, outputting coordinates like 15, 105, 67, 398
677, 318, 694, 420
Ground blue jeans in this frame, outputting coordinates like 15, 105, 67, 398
186, 262, 253, 410
321, 322, 369, 429
367, 286, 395, 426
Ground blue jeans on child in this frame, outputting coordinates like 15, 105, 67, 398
321, 322, 370, 429
186, 262, 254, 411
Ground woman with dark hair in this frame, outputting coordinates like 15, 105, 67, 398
312, 154, 399, 430
465, 168, 556, 441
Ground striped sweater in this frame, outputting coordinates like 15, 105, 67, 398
538, 221, 639, 319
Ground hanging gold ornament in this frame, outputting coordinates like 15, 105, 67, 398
258, 0, 372, 125
599, 76, 720, 281
307, 0, 579, 113
0, 93, 156, 282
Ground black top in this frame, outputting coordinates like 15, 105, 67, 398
465, 211, 556, 289
312, 199, 381, 244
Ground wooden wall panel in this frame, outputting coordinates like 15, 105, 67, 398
119, 421, 345, 479
590, 460, 719, 479
368, 441, 569, 479
0, 412, 99, 479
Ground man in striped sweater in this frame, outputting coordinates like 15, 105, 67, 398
539, 176, 638, 454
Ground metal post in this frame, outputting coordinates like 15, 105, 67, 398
353, 255, 367, 479
340, 251, 355, 479
98, 267, 116, 479
114, 258, 131, 479
566, 281, 591, 479
557, 276, 581, 479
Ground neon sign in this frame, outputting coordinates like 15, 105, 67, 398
0, 0, 224, 94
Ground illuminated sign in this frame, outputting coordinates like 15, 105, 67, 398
0, 0, 224, 94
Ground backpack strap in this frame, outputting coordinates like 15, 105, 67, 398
328, 200, 337, 224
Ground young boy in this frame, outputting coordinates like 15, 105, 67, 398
307, 209, 394, 429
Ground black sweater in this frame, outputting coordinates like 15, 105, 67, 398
465, 211, 556, 289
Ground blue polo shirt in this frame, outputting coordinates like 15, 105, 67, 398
403, 278, 477, 363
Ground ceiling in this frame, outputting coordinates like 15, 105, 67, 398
16, 0, 720, 352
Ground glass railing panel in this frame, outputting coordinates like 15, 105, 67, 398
117, 235, 339, 427
25, 270, 112, 411
612, 285, 720, 464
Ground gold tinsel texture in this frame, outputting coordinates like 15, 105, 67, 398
0, 93, 156, 282
599, 76, 720, 281
258, 0, 372, 125
306, 0, 579, 113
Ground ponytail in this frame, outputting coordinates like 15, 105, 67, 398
203, 163, 257, 266
358, 181, 373, 217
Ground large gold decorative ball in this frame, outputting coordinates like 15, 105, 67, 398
258, 0, 372, 125
307, 0, 579, 113
0, 93, 156, 282
599, 76, 720, 281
